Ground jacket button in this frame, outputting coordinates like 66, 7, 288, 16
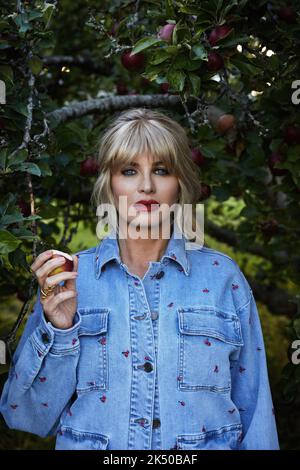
144, 362, 153, 373
155, 271, 165, 279
151, 311, 158, 320
153, 418, 161, 429
41, 332, 50, 344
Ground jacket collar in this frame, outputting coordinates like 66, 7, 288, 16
94, 224, 190, 279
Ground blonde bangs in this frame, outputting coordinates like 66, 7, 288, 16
106, 119, 179, 174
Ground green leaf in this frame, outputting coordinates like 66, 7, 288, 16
149, 50, 170, 65
131, 37, 163, 55
166, 70, 186, 91
0, 194, 16, 217
0, 65, 13, 85
17, 162, 42, 177
14, 13, 31, 34
188, 73, 201, 96
0, 230, 21, 255
10, 227, 40, 240
191, 45, 207, 60
0, 213, 24, 228
43, 3, 56, 29
28, 56, 43, 75
7, 149, 28, 168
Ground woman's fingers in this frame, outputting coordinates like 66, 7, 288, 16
35, 256, 66, 280
30, 250, 53, 273
46, 289, 77, 310
44, 270, 78, 287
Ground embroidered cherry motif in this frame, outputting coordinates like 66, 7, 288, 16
232, 283, 239, 290
144, 356, 151, 361
177, 376, 183, 381
72, 338, 78, 345
239, 366, 246, 373
204, 339, 211, 346
42, 403, 48, 407
213, 260, 219, 266
178, 400, 185, 406
10, 404, 18, 410
100, 395, 106, 403
228, 408, 236, 414
202, 288, 209, 293
168, 302, 174, 308
122, 351, 129, 357
39, 377, 47, 383
99, 337, 106, 345
214, 365, 219, 373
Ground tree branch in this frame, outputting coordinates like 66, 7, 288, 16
47, 94, 182, 124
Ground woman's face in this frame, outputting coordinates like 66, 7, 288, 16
111, 153, 180, 237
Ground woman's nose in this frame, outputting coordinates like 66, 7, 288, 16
138, 174, 155, 192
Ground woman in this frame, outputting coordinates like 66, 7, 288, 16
0, 108, 279, 450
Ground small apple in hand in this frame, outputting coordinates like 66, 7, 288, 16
49, 250, 74, 276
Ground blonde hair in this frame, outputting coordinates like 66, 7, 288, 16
90, 107, 203, 244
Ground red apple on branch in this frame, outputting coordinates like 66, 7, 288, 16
207, 52, 224, 72
121, 50, 145, 72
199, 183, 211, 200
80, 157, 99, 176
278, 5, 296, 23
284, 125, 300, 145
217, 114, 236, 134
268, 152, 288, 176
116, 81, 128, 95
209, 25, 233, 46
158, 23, 176, 42
191, 148, 206, 167
159, 82, 170, 94
18, 199, 31, 217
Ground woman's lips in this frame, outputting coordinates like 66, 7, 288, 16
134, 203, 160, 212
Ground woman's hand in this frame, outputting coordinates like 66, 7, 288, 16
30, 250, 79, 330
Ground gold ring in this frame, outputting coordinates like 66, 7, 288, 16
41, 285, 56, 300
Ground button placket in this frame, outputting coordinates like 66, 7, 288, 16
127, 275, 156, 450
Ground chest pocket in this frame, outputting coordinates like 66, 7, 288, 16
76, 308, 109, 392
177, 306, 243, 392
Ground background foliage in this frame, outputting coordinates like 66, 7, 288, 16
0, 0, 300, 449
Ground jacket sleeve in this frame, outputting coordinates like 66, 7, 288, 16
230, 286, 280, 450
0, 286, 81, 438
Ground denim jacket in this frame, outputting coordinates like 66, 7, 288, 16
0, 227, 280, 450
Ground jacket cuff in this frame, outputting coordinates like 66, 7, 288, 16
31, 310, 81, 356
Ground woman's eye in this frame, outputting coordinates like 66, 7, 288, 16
155, 168, 169, 175
121, 168, 169, 176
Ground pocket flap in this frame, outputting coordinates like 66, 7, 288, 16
177, 307, 243, 346
78, 308, 109, 336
